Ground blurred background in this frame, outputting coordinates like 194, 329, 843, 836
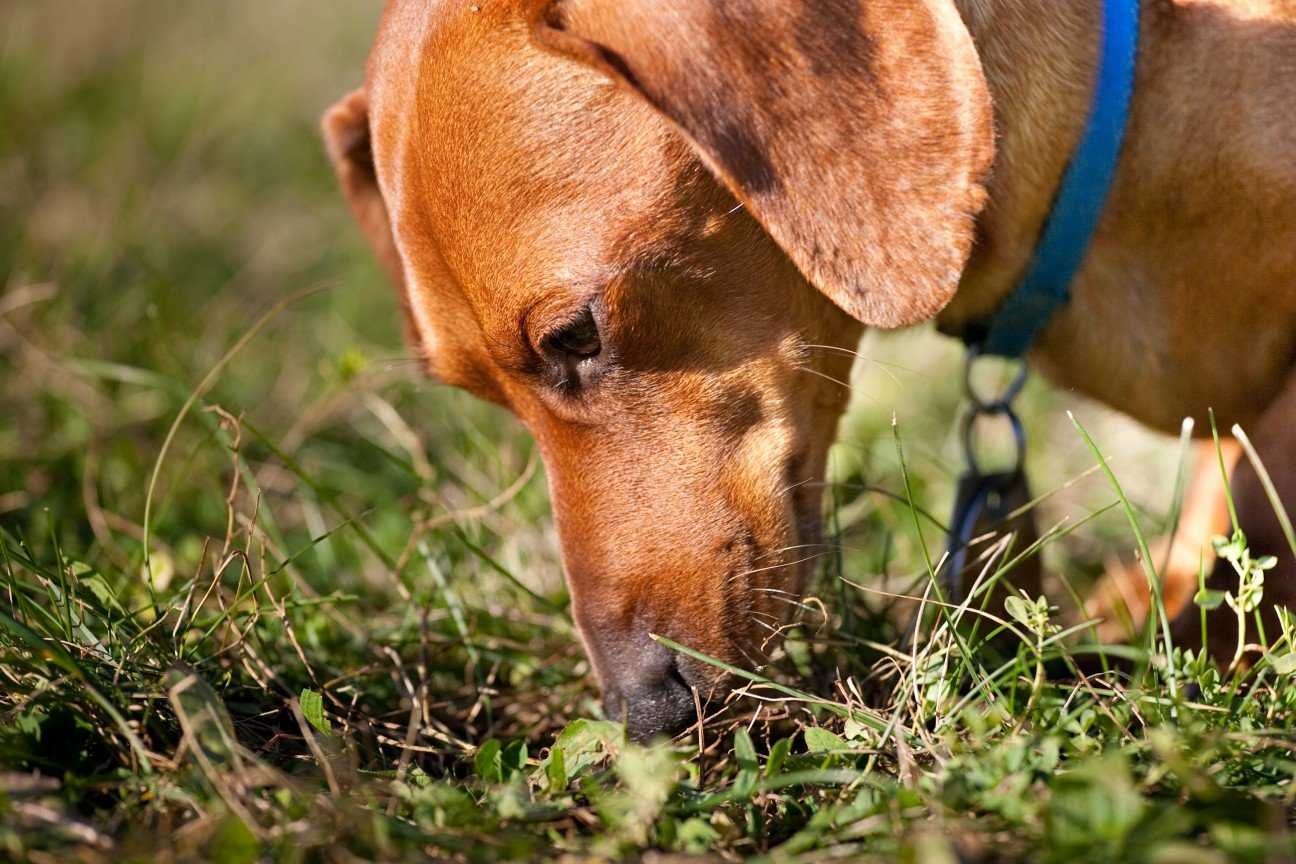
0, 1, 1182, 653
1, 2, 557, 595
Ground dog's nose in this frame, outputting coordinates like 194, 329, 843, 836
601, 640, 698, 743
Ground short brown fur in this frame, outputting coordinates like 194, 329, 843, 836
324, 0, 1296, 734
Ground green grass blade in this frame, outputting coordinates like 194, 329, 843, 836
1232, 424, 1296, 559
652, 634, 890, 735
1068, 411, 1179, 703
143, 287, 323, 591
0, 610, 154, 773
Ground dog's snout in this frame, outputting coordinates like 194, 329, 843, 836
601, 640, 697, 743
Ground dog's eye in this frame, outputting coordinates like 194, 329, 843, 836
543, 307, 601, 360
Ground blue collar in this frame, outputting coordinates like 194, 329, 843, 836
970, 0, 1141, 359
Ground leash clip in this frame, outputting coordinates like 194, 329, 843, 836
942, 348, 1032, 604
960, 346, 1028, 480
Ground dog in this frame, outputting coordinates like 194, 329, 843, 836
323, 0, 1296, 741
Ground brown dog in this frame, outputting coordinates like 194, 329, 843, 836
324, 0, 1296, 740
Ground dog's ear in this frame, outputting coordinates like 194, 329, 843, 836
323, 90, 401, 287
323, 89, 424, 345
530, 0, 994, 328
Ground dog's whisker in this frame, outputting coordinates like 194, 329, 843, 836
750, 587, 805, 598
756, 592, 824, 613
775, 474, 820, 500
793, 363, 853, 392
745, 539, 850, 567
801, 343, 911, 386
731, 550, 830, 580
767, 542, 845, 555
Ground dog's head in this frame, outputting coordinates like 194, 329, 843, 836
325, 0, 993, 740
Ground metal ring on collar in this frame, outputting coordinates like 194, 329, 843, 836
961, 404, 1027, 479
963, 345, 1029, 411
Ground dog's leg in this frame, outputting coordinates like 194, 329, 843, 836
1171, 372, 1296, 662
1086, 440, 1237, 645
1091, 371, 1296, 659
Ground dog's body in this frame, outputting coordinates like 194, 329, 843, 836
945, 0, 1296, 433
326, 0, 1296, 738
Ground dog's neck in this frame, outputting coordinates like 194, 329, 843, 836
940, 0, 1107, 334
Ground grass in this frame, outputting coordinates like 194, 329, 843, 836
3, 4, 1296, 862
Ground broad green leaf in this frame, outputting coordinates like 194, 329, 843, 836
170, 667, 241, 766
1004, 595, 1033, 628
1046, 752, 1145, 853
733, 727, 757, 769
209, 813, 259, 864
674, 816, 720, 854
1270, 652, 1296, 675
732, 727, 759, 800
545, 744, 567, 792
533, 718, 623, 790
1194, 588, 1227, 611
299, 688, 332, 737
766, 738, 791, 777
843, 716, 875, 742
804, 726, 848, 754
1212, 533, 1246, 562
475, 738, 503, 784
615, 745, 682, 829
501, 739, 528, 778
